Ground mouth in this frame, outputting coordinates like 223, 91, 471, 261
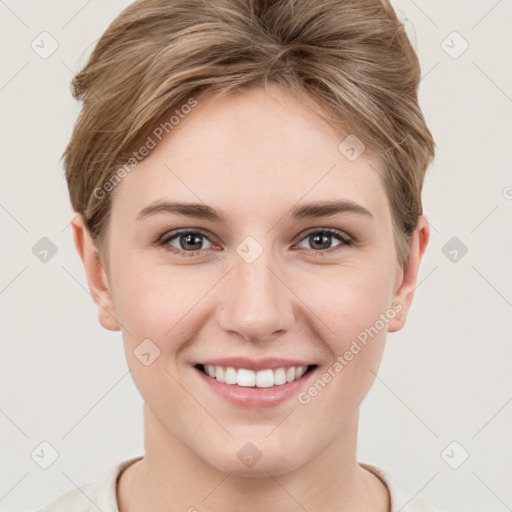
194, 363, 318, 388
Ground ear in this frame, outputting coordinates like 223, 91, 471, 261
387, 215, 430, 333
71, 213, 120, 332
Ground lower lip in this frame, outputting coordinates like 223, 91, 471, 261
194, 365, 317, 408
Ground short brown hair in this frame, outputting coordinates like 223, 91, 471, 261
63, 0, 435, 268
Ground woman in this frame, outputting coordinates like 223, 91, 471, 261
39, 0, 441, 510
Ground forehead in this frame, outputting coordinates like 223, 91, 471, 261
112, 85, 389, 221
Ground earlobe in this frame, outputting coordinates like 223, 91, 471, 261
387, 216, 430, 333
71, 213, 121, 332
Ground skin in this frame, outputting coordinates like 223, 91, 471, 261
72, 84, 429, 512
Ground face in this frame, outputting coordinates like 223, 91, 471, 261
74, 84, 428, 476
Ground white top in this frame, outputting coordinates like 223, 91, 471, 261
35, 456, 442, 511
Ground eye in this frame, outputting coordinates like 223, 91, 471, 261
157, 227, 353, 258
295, 228, 353, 253
159, 229, 215, 256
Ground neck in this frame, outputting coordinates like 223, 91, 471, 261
117, 404, 390, 512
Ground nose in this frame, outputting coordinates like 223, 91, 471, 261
217, 248, 295, 344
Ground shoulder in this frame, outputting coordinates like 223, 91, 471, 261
360, 461, 444, 512
33, 456, 143, 512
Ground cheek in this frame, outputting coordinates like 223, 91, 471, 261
111, 263, 204, 417
110, 257, 205, 340
296, 266, 394, 409
303, 261, 395, 342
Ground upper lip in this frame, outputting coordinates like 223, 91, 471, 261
195, 357, 316, 372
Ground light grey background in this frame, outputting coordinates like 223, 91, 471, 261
1, 1, 511, 511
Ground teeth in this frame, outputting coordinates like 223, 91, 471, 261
224, 366, 237, 385
274, 367, 287, 385
238, 368, 256, 387
256, 369, 274, 388
215, 366, 225, 383
295, 366, 307, 378
202, 364, 311, 387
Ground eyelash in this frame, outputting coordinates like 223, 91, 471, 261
157, 228, 354, 258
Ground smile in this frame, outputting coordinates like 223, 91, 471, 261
196, 364, 317, 388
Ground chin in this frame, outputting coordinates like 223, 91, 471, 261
200, 440, 307, 477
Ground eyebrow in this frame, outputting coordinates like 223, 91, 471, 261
137, 199, 374, 223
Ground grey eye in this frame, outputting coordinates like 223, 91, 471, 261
296, 230, 346, 251
165, 232, 213, 251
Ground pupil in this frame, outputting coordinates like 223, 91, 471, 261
181, 233, 202, 250
311, 233, 330, 250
